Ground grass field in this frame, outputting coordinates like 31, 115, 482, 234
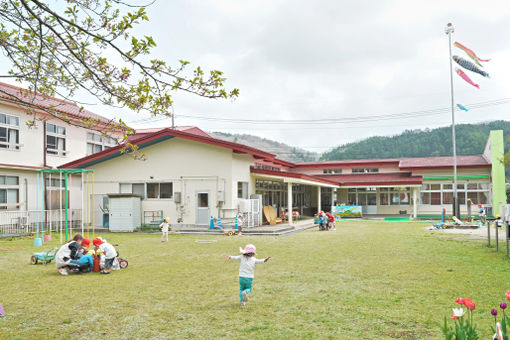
0, 222, 509, 339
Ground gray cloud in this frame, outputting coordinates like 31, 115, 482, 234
74, 1, 510, 151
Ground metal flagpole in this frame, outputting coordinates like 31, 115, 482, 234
445, 22, 458, 217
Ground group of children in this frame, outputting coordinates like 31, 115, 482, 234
317, 211, 336, 231
55, 233, 118, 275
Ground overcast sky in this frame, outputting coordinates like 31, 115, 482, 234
14, 1, 510, 153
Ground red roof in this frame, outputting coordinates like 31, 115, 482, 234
61, 127, 279, 169
250, 167, 339, 186
295, 159, 401, 168
295, 155, 490, 170
133, 126, 211, 139
0, 81, 115, 126
316, 172, 423, 186
398, 155, 490, 169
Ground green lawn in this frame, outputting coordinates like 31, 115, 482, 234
0, 222, 509, 339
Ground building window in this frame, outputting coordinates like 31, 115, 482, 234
119, 182, 171, 199
352, 168, 378, 173
348, 187, 377, 206
146, 182, 173, 199
237, 182, 248, 199
420, 183, 489, 205
0, 113, 20, 150
0, 175, 20, 210
86, 132, 116, 155
46, 123, 66, 156
380, 187, 411, 206
323, 169, 342, 174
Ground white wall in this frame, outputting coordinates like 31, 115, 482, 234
0, 101, 122, 168
88, 137, 254, 225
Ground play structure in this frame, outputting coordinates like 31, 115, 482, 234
34, 168, 94, 246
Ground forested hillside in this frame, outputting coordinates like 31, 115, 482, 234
210, 131, 319, 162
321, 120, 509, 160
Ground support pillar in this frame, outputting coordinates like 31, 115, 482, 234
412, 187, 418, 219
287, 182, 293, 225
331, 188, 335, 210
317, 186, 321, 214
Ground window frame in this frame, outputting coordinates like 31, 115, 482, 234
237, 181, 249, 199
379, 187, 411, 206
0, 113, 20, 150
419, 182, 490, 205
86, 132, 116, 155
46, 122, 67, 156
0, 174, 20, 210
352, 168, 379, 173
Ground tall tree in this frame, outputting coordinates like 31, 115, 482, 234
0, 0, 238, 149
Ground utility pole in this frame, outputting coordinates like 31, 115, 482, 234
171, 106, 175, 128
445, 22, 458, 218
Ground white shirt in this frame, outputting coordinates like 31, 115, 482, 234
99, 242, 117, 259
159, 222, 170, 232
230, 255, 265, 278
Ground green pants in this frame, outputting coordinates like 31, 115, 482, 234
239, 276, 253, 302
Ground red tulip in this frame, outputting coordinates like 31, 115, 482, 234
451, 315, 458, 320
465, 301, 476, 311
506, 291, 510, 301
456, 298, 464, 305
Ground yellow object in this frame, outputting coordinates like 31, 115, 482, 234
164, 217, 170, 223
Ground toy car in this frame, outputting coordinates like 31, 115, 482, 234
31, 247, 57, 265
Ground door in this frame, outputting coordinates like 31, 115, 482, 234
196, 191, 210, 225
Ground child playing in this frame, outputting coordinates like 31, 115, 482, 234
70, 237, 94, 272
93, 237, 117, 275
160, 217, 170, 242
226, 244, 270, 306
325, 212, 336, 231
55, 233, 83, 275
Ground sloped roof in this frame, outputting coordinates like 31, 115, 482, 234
398, 155, 490, 169
132, 126, 211, 139
250, 167, 340, 186
0, 81, 114, 125
296, 155, 490, 169
60, 127, 279, 169
316, 172, 423, 186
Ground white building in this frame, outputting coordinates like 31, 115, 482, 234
0, 82, 122, 214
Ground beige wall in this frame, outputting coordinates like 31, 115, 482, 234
88, 137, 254, 225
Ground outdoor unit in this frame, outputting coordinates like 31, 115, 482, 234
174, 192, 182, 204
217, 190, 225, 203
107, 194, 141, 232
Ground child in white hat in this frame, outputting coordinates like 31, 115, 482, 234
159, 217, 171, 242
226, 244, 271, 306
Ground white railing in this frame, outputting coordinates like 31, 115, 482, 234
0, 209, 85, 235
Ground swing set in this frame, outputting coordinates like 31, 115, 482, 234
34, 168, 95, 246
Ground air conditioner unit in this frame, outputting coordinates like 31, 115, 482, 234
174, 192, 182, 204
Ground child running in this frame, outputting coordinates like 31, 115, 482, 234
160, 217, 170, 242
226, 244, 270, 306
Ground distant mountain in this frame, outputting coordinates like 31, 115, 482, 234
320, 120, 510, 176
209, 132, 319, 163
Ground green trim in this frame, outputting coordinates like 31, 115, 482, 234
64, 173, 69, 242
41, 169, 93, 174
490, 130, 506, 216
423, 175, 489, 180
